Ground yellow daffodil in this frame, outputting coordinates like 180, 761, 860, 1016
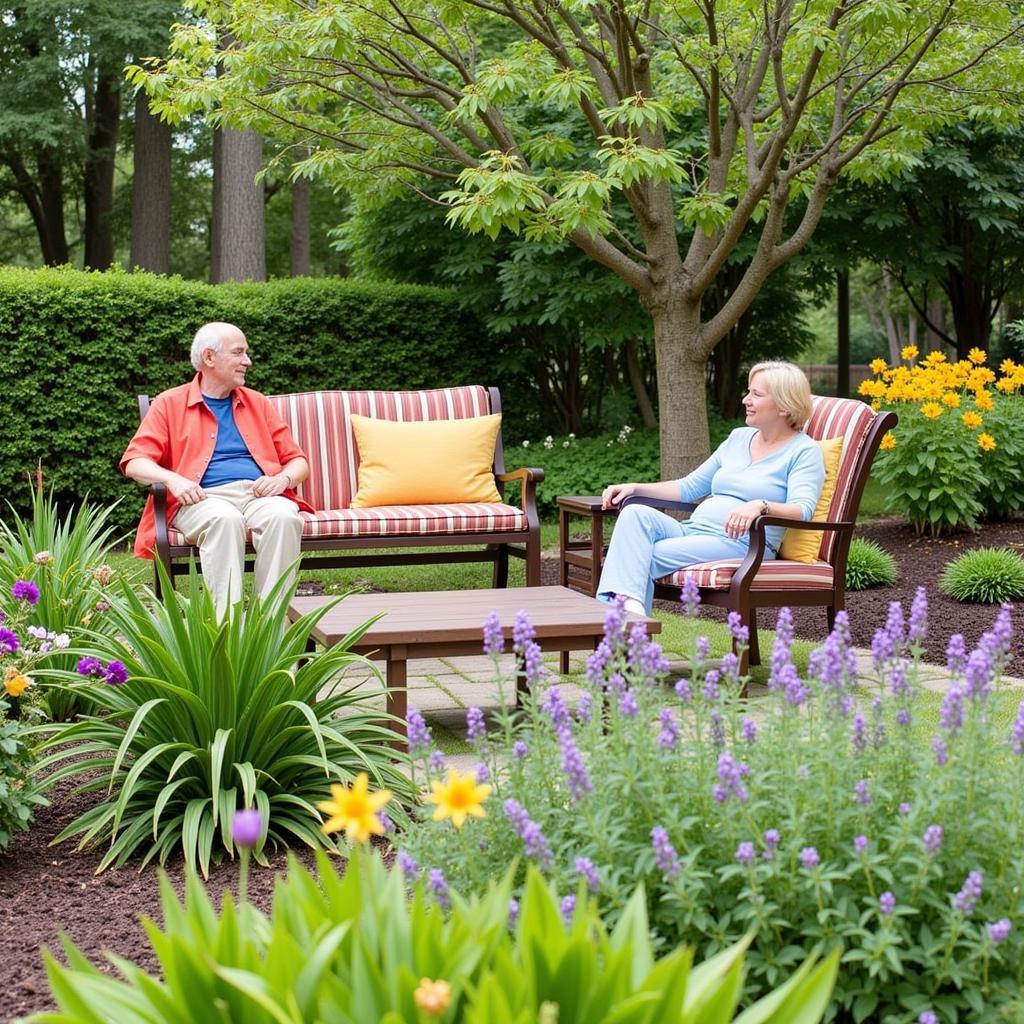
428, 768, 491, 828
967, 347, 987, 364
901, 344, 918, 361
880, 432, 896, 451
870, 358, 888, 375
3, 671, 31, 698
318, 772, 392, 843
978, 433, 997, 452
941, 391, 960, 408
920, 402, 943, 420
962, 412, 983, 429
413, 978, 451, 1017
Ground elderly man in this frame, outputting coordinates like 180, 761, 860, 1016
121, 321, 311, 615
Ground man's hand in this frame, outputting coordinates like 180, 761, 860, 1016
251, 473, 290, 498
724, 500, 764, 540
168, 475, 207, 506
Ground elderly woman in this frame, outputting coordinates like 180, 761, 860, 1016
598, 361, 825, 616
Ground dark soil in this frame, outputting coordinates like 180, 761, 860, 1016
3, 515, 1021, 1021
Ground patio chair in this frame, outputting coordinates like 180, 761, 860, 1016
622, 396, 897, 675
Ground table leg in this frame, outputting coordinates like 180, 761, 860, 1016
559, 506, 570, 587
386, 645, 408, 748
590, 514, 605, 597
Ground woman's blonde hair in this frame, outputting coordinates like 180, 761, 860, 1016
747, 361, 813, 429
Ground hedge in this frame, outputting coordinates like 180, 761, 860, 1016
0, 266, 509, 537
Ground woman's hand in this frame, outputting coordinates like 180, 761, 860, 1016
601, 482, 639, 510
724, 500, 765, 540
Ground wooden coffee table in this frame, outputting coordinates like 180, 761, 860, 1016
288, 586, 660, 737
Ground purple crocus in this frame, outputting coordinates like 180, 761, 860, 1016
879, 891, 896, 915
482, 611, 505, 656
800, 847, 820, 870
11, 580, 39, 605
231, 808, 263, 849
953, 870, 984, 915
651, 826, 681, 880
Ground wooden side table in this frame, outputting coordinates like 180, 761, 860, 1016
558, 495, 618, 598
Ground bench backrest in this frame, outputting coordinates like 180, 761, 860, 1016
267, 386, 501, 511
802, 395, 888, 562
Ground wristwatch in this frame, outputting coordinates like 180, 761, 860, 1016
759, 499, 769, 517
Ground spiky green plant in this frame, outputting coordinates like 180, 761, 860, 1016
844, 537, 898, 590
940, 547, 1024, 603
35, 565, 415, 874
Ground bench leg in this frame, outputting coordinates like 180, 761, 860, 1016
492, 546, 509, 588
386, 650, 408, 751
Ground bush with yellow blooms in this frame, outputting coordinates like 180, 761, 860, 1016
862, 347, 1024, 534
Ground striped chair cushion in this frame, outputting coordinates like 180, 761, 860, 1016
660, 559, 834, 591
267, 386, 496, 513
800, 396, 878, 562
167, 502, 526, 546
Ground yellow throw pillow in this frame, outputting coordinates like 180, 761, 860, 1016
779, 436, 845, 563
349, 413, 503, 507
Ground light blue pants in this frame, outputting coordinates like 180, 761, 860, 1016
597, 504, 755, 613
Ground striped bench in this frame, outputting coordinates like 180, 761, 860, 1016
142, 385, 543, 593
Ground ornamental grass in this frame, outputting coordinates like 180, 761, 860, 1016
396, 588, 1024, 1023
33, 565, 415, 875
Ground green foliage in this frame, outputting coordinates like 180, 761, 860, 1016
940, 548, 1024, 604
35, 568, 415, 875
0, 489, 125, 720
0, 697, 45, 851
398, 601, 1024, 1022
35, 845, 839, 1023
0, 266, 507, 536
971, 393, 1024, 519
845, 538, 898, 590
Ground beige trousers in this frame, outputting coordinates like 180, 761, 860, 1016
172, 480, 303, 616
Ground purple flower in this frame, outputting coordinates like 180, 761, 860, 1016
854, 779, 871, 806
674, 677, 692, 703
377, 811, 394, 833
543, 687, 573, 736
953, 870, 984, 915
695, 635, 710, 661
504, 799, 553, 870
898, 802, 912, 815
932, 735, 948, 767
979, 604, 1013, 666
800, 847, 820, 870
482, 611, 505, 656
103, 660, 128, 686
889, 661, 909, 698
627, 622, 669, 683
851, 712, 867, 753
474, 762, 489, 784
908, 586, 928, 644
605, 671, 625, 695
885, 601, 905, 648
763, 829, 780, 860
918, 1013, 938, 1024
0, 628, 19, 655
11, 580, 39, 605
76, 656, 104, 678
923, 825, 943, 855
428, 749, 446, 773
507, 897, 520, 929
768, 608, 795, 693
946, 634, 966, 676
657, 707, 679, 750
741, 717, 757, 744
575, 856, 600, 893
559, 732, 593, 801
651, 826, 681, 880
398, 851, 418, 878
585, 641, 611, 688
576, 691, 592, 724
964, 648, 994, 701
713, 751, 749, 804
736, 841, 756, 866
512, 609, 536, 652
680, 576, 700, 617
726, 611, 749, 645
231, 808, 263, 849
854, 835, 868, 855
879, 891, 896, 915
870, 626, 895, 671
939, 684, 965, 737
709, 708, 725, 749
988, 918, 1012, 945
519, 639, 544, 687
406, 707, 431, 754
560, 893, 576, 923
618, 689, 639, 717
896, 708, 911, 727
1011, 700, 1024, 757
427, 868, 450, 908
602, 597, 627, 650
512, 740, 528, 760
466, 706, 486, 743
702, 670, 721, 702
719, 652, 740, 682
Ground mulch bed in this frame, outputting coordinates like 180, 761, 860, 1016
3, 515, 1021, 1021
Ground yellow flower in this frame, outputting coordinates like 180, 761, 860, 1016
880, 432, 896, 451
975, 390, 994, 411
967, 347, 987, 364
941, 391, 960, 408
428, 768, 491, 828
901, 345, 919, 361
413, 978, 452, 1017
1000, 358, 1017, 375
924, 351, 947, 364
870, 400, 881, 411
996, 377, 1017, 393
318, 772, 393, 843
919, 402, 943, 420
978, 433, 997, 452
962, 412, 983, 429
870, 358, 888, 375
3, 671, 32, 698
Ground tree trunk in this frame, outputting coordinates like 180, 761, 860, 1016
836, 270, 850, 397
211, 126, 265, 283
130, 90, 172, 273
83, 67, 121, 270
623, 338, 657, 428
290, 174, 311, 277
38, 148, 69, 266
652, 299, 708, 479
945, 265, 991, 358
924, 295, 946, 353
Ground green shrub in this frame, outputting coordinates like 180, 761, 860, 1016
971, 394, 1024, 518
397, 599, 1024, 1022
0, 697, 46, 851
36, 844, 838, 1023
35, 567, 415, 874
0, 489, 125, 720
844, 537, 898, 590
0, 266, 508, 536
940, 547, 1024, 604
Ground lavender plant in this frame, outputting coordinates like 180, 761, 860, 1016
397, 588, 1024, 1024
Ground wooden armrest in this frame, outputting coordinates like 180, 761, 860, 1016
754, 515, 854, 533
619, 495, 698, 513
497, 466, 544, 485
496, 466, 543, 530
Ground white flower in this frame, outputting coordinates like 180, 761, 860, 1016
568, 433, 576, 440
27, 625, 47, 640
522, 440, 531, 448
54, 633, 71, 649
562, 441, 570, 448
33, 550, 53, 565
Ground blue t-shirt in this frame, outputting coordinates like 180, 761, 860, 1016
200, 395, 263, 488
677, 428, 825, 554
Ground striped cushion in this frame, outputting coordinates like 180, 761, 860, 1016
268, 387, 495, 513
167, 502, 526, 546
800, 397, 878, 561
660, 559, 834, 591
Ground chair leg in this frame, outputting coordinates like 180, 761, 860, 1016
492, 546, 510, 588
747, 607, 761, 667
